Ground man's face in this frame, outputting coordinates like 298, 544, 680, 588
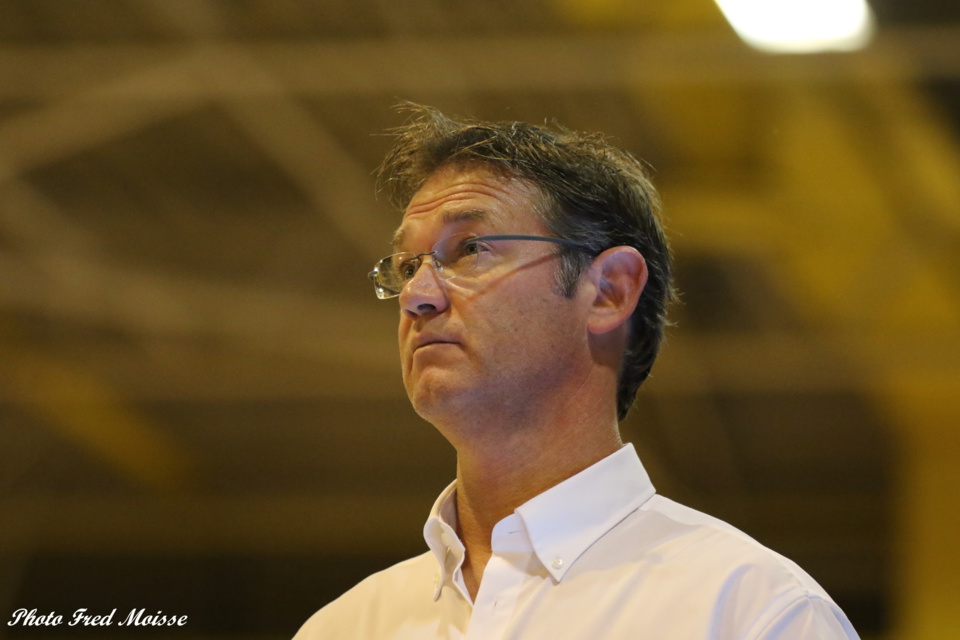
394, 163, 592, 429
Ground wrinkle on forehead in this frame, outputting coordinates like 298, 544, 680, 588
403, 179, 518, 218
403, 159, 518, 211
392, 209, 488, 250
392, 167, 543, 251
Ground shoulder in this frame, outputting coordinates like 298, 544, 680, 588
633, 495, 825, 591
583, 495, 858, 638
292, 552, 436, 640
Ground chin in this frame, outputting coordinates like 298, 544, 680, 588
406, 376, 470, 424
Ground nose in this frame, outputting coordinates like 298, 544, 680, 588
399, 260, 450, 318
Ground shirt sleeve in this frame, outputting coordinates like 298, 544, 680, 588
754, 595, 861, 640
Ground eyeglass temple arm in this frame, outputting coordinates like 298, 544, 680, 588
475, 235, 594, 252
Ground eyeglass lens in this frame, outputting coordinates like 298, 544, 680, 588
372, 233, 484, 299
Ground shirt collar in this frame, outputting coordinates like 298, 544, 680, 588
422, 443, 656, 594
422, 481, 464, 600
515, 443, 656, 581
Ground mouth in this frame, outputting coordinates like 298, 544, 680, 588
412, 338, 460, 353
415, 340, 458, 351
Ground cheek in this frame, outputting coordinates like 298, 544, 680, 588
479, 292, 563, 348
397, 318, 414, 373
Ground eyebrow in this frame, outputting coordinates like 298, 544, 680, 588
391, 209, 489, 250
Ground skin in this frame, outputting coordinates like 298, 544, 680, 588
393, 162, 648, 601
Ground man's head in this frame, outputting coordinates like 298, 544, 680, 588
378, 105, 675, 421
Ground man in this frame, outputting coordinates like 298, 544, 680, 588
294, 106, 860, 639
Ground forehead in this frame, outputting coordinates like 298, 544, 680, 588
392, 164, 545, 249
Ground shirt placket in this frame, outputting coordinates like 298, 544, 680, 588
464, 517, 530, 640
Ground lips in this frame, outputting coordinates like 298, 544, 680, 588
412, 336, 460, 352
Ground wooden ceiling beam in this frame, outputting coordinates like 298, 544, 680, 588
0, 251, 397, 372
1, 27, 960, 100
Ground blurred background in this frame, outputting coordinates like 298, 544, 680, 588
1, 1, 958, 639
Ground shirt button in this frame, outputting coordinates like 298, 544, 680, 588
433, 573, 440, 586
551, 557, 564, 570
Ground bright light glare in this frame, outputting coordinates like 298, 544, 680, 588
714, 0, 875, 53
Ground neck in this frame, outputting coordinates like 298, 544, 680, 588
448, 364, 623, 531
454, 422, 621, 539
445, 379, 622, 599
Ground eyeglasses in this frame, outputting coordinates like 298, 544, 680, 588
368, 233, 594, 300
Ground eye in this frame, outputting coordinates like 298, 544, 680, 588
460, 238, 490, 257
398, 259, 418, 280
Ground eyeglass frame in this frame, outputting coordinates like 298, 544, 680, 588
368, 234, 595, 300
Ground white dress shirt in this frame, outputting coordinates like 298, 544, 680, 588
294, 444, 860, 639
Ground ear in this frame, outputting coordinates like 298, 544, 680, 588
584, 246, 648, 336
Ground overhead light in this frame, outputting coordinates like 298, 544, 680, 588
714, 0, 876, 53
